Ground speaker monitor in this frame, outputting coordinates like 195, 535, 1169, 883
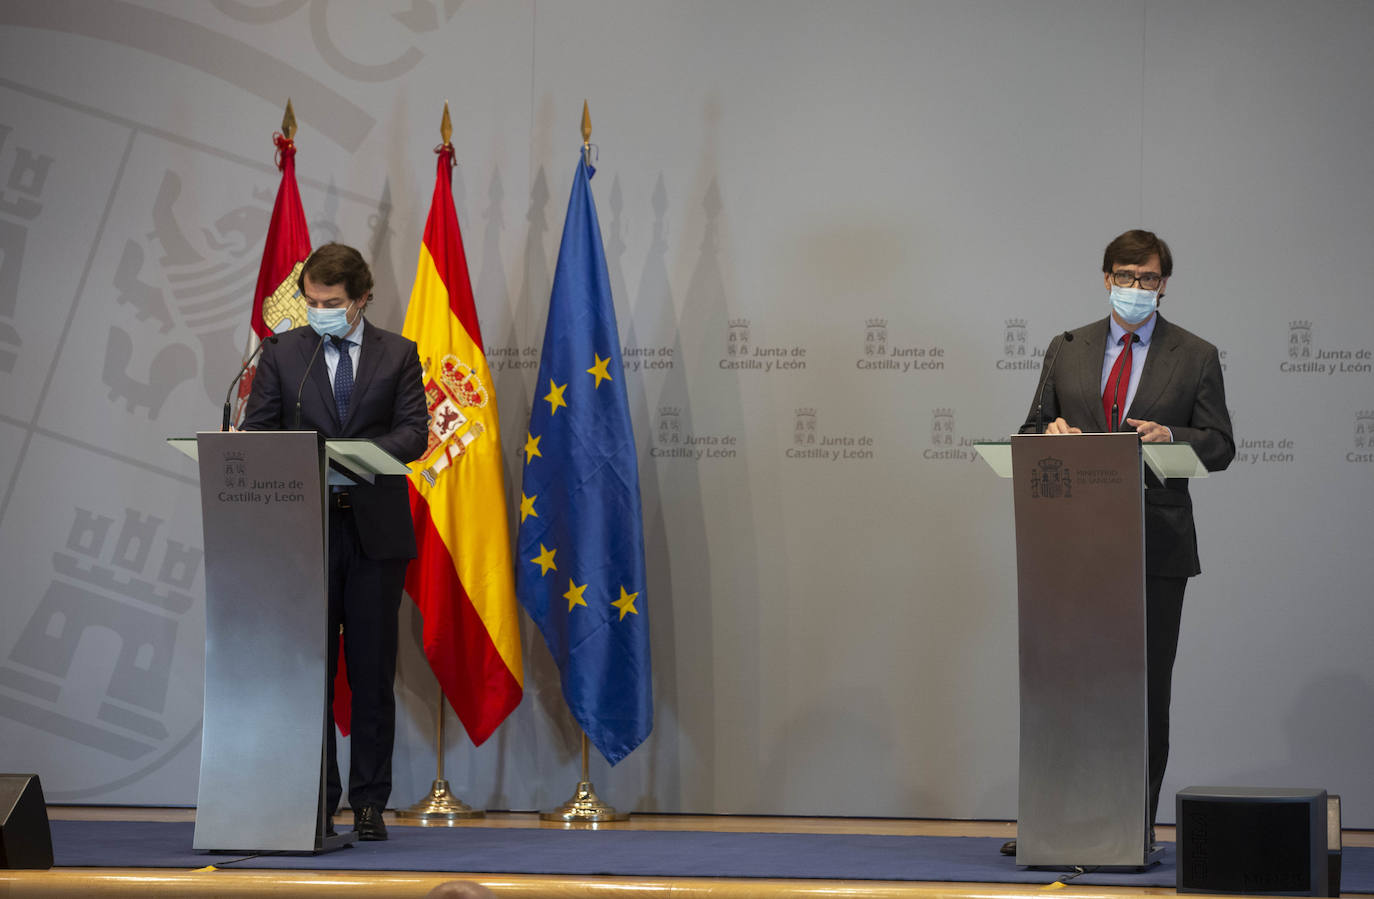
0, 774, 53, 870
1176, 786, 1330, 896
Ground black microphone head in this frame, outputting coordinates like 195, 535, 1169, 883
1062, 330, 1074, 342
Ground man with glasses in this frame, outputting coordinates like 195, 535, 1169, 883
1015, 229, 1235, 843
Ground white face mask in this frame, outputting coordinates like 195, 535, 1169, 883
1110, 284, 1157, 324
306, 301, 356, 338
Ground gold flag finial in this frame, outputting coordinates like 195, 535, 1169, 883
282, 98, 297, 141
440, 101, 453, 147
581, 101, 592, 166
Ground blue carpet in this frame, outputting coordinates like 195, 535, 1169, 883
49, 820, 1374, 890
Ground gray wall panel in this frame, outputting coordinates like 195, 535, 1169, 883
0, 0, 1368, 826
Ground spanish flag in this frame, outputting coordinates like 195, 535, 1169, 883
401, 125, 523, 744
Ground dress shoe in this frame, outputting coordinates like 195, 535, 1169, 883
354, 805, 388, 841
325, 820, 337, 838
1000, 838, 1016, 856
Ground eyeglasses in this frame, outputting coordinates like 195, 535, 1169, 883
1111, 270, 1163, 290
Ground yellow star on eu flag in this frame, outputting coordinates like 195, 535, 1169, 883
612, 586, 640, 620
531, 544, 557, 576
586, 353, 613, 389
524, 432, 542, 463
564, 580, 588, 611
544, 379, 568, 415
520, 492, 538, 523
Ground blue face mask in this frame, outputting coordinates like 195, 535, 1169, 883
1110, 284, 1157, 325
306, 301, 356, 338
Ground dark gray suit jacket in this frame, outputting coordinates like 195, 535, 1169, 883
1019, 314, 1234, 578
241, 322, 429, 560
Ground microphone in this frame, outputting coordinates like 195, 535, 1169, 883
1034, 331, 1074, 434
295, 333, 327, 430
1109, 333, 1140, 431
221, 335, 278, 431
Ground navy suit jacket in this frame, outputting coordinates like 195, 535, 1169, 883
241, 322, 429, 560
1020, 314, 1235, 578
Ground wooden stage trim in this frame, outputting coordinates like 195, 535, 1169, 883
8, 810, 1367, 898
0, 868, 1224, 898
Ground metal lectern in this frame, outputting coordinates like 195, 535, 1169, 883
169, 431, 408, 853
977, 433, 1207, 869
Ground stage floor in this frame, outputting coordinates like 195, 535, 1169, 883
4, 807, 1369, 898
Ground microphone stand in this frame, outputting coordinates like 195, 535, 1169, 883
221, 335, 278, 431
295, 334, 328, 430
1035, 331, 1074, 434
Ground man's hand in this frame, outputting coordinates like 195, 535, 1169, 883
1045, 417, 1082, 435
1126, 418, 1172, 443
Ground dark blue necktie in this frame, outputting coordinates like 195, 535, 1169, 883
330, 335, 353, 422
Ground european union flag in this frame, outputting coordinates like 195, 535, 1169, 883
516, 152, 652, 765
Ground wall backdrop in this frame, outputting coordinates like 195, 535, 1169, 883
0, 0, 1370, 825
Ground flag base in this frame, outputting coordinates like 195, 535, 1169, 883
539, 780, 629, 823
393, 778, 485, 821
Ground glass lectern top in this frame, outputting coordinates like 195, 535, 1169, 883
1139, 442, 1208, 480
973, 442, 1014, 478
325, 438, 410, 476
974, 439, 1207, 480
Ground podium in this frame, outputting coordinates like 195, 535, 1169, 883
169, 431, 408, 853
977, 433, 1207, 868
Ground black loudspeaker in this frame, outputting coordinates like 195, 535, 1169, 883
0, 774, 53, 870
1176, 786, 1330, 896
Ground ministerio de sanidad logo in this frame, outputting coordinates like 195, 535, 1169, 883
1028, 456, 1073, 498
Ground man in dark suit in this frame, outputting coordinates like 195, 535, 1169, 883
242, 243, 428, 841
1019, 229, 1234, 834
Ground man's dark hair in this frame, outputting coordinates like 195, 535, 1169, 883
1102, 230, 1173, 278
299, 242, 374, 301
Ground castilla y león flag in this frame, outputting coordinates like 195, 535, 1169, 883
401, 141, 523, 743
240, 115, 357, 733
235, 128, 311, 425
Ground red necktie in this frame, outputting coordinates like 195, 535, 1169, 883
1102, 333, 1136, 431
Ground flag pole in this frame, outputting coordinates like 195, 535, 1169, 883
526, 101, 639, 824
394, 101, 486, 823
539, 731, 628, 823
395, 692, 483, 820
